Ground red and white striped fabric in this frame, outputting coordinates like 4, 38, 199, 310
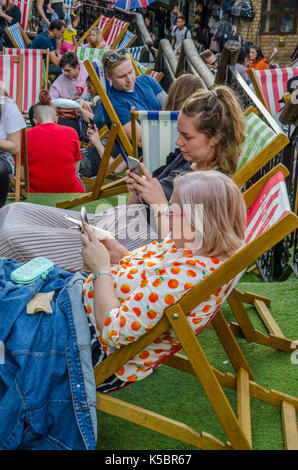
15, 0, 32, 30
245, 171, 291, 245
98, 15, 113, 33
0, 54, 21, 107
254, 67, 298, 119
4, 49, 44, 114
104, 18, 127, 47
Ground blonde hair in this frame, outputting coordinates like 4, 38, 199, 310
173, 170, 247, 259
102, 48, 131, 75
164, 74, 205, 111
180, 85, 246, 175
88, 27, 103, 48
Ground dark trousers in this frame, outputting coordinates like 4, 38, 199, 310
0, 158, 10, 208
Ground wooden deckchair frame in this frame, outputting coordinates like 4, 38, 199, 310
94, 164, 298, 450
8, 128, 29, 202
1, 54, 23, 111
56, 59, 132, 209
131, 106, 293, 354
5, 22, 31, 49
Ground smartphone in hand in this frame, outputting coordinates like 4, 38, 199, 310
127, 156, 142, 176
89, 118, 96, 130
80, 206, 89, 226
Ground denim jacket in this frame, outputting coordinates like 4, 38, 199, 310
0, 258, 97, 450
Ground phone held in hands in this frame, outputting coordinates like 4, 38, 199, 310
80, 206, 89, 226
127, 156, 142, 175
89, 118, 96, 130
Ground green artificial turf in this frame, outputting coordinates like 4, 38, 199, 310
6, 192, 298, 450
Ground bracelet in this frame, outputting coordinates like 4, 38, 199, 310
92, 271, 113, 281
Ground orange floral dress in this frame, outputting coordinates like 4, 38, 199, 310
83, 238, 234, 383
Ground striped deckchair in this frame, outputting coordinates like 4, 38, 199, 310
94, 164, 298, 451
0, 54, 23, 110
103, 17, 129, 49
133, 60, 164, 83
76, 47, 105, 62
15, 0, 33, 31
117, 29, 137, 49
3, 49, 48, 114
131, 107, 289, 188
4, 22, 31, 49
126, 46, 145, 62
63, 0, 75, 16
248, 66, 298, 120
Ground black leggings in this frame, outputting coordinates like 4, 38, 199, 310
0, 158, 10, 208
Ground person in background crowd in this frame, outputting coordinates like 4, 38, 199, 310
49, 51, 88, 100
29, 19, 65, 78
248, 45, 269, 71
0, 0, 21, 47
87, 27, 107, 50
22, 91, 85, 193
171, 15, 191, 56
235, 47, 250, 84
0, 87, 26, 207
61, 12, 79, 54
102, 48, 168, 151
200, 49, 218, 73
170, 3, 182, 31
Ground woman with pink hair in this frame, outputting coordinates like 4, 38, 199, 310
80, 170, 247, 390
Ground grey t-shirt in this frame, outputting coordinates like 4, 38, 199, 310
172, 25, 192, 49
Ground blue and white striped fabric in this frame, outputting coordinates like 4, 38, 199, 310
91, 60, 109, 92
5, 23, 26, 48
117, 30, 136, 49
127, 46, 144, 62
138, 111, 179, 173
63, 0, 74, 16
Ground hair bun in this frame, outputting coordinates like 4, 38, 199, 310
39, 89, 52, 106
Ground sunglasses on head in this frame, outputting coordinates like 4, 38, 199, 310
105, 49, 127, 64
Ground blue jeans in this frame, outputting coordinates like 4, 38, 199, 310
0, 258, 97, 450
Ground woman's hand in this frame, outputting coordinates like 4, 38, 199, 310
81, 222, 111, 272
125, 162, 168, 208
88, 225, 129, 264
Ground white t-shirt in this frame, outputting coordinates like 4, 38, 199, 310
0, 98, 26, 141
172, 25, 192, 49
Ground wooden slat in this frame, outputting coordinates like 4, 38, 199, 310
281, 401, 298, 450
98, 394, 232, 451
253, 299, 285, 337
237, 368, 252, 447
165, 304, 252, 450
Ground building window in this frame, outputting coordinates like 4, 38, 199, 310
261, 0, 297, 34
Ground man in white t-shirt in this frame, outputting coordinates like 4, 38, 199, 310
171, 15, 191, 55
0, 96, 26, 206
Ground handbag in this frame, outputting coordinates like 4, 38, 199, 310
231, 0, 242, 16
240, 0, 255, 19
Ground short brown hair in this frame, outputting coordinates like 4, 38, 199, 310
164, 74, 205, 111
102, 49, 131, 75
180, 86, 246, 175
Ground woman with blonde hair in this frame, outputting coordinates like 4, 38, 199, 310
87, 27, 107, 49
0, 85, 246, 270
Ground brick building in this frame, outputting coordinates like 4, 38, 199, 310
238, 0, 297, 67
